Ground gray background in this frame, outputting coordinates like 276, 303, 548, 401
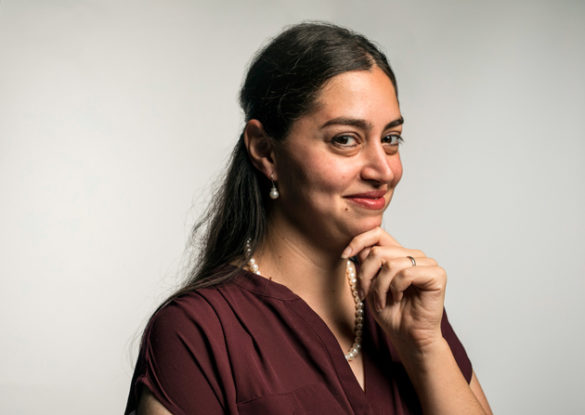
1, 1, 584, 414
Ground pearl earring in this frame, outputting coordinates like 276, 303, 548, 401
269, 174, 279, 200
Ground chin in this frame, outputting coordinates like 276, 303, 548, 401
345, 216, 383, 238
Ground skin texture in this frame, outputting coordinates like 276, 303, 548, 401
137, 390, 171, 415
138, 66, 493, 414
255, 66, 404, 252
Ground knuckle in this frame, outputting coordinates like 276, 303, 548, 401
389, 273, 401, 287
369, 246, 381, 258
441, 268, 448, 282
383, 258, 398, 270
435, 266, 447, 282
395, 267, 410, 279
359, 248, 371, 261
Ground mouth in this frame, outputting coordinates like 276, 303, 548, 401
344, 190, 388, 210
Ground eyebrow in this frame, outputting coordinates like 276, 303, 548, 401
320, 116, 404, 131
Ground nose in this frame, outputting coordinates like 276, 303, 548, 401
360, 141, 395, 184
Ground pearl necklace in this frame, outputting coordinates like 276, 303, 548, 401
244, 240, 364, 361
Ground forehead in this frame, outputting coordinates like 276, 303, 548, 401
310, 66, 400, 122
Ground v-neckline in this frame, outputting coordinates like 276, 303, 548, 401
235, 267, 371, 407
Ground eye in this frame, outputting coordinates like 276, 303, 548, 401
382, 134, 404, 146
332, 134, 359, 147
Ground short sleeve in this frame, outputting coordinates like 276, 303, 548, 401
124, 297, 229, 415
441, 309, 473, 383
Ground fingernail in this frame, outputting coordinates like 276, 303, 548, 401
374, 298, 382, 312
358, 289, 365, 301
341, 246, 352, 259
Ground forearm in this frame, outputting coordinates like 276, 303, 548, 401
395, 338, 489, 415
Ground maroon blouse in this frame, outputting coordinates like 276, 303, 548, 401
125, 267, 472, 414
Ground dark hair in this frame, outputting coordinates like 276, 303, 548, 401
173, 22, 397, 296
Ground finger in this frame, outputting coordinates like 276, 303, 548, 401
388, 265, 447, 305
369, 258, 438, 309
359, 247, 428, 300
358, 247, 427, 298
357, 245, 426, 265
357, 247, 372, 264
341, 227, 401, 259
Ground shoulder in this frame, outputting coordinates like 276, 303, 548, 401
127, 283, 243, 415
149, 292, 216, 333
146, 269, 264, 342
147, 282, 237, 341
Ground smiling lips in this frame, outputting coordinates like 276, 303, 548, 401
344, 190, 388, 210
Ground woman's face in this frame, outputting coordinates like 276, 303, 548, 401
273, 65, 403, 247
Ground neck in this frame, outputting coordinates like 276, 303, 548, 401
253, 211, 349, 299
248, 209, 363, 363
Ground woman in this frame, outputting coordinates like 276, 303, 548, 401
125, 22, 492, 414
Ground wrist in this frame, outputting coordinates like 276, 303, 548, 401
390, 336, 487, 414
391, 336, 451, 375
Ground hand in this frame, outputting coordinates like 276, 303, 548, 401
342, 227, 447, 353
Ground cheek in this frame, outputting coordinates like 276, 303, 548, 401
304, 156, 355, 194
284, 153, 354, 197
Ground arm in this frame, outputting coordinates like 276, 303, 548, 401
471, 371, 493, 415
394, 339, 492, 415
137, 389, 173, 415
343, 228, 491, 414
127, 300, 227, 415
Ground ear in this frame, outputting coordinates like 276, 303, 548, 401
243, 119, 277, 180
